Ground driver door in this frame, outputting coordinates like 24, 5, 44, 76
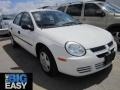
83, 3, 107, 29
19, 12, 35, 54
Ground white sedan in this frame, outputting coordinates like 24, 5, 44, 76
10, 9, 117, 76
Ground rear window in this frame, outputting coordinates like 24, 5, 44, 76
66, 4, 83, 16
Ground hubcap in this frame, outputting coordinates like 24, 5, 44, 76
112, 32, 120, 45
40, 52, 50, 72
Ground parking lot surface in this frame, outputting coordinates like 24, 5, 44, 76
0, 36, 120, 90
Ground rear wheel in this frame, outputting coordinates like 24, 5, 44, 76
38, 47, 58, 76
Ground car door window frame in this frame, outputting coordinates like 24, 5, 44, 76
84, 3, 104, 17
66, 4, 83, 16
13, 13, 23, 26
20, 12, 34, 29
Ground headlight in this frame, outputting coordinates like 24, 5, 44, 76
65, 42, 86, 57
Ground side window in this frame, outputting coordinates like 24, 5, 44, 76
58, 6, 66, 12
20, 12, 33, 26
66, 4, 83, 16
13, 13, 22, 25
84, 3, 101, 16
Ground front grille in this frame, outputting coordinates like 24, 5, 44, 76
77, 66, 91, 73
91, 46, 106, 52
97, 52, 109, 58
90, 41, 114, 58
111, 48, 114, 53
95, 62, 104, 69
108, 41, 113, 47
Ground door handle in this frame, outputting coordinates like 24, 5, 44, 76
18, 31, 20, 34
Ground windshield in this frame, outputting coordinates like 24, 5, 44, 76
99, 2, 120, 13
32, 11, 80, 28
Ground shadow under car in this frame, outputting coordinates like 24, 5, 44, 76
3, 43, 112, 90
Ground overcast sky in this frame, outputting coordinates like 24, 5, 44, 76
0, 0, 80, 14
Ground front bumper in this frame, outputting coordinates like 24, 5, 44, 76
57, 53, 113, 76
55, 41, 117, 77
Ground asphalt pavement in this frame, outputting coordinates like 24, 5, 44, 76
0, 36, 120, 90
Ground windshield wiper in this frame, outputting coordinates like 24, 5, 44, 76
41, 24, 58, 28
62, 22, 80, 26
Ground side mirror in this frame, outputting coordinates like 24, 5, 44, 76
21, 24, 34, 31
96, 10, 105, 17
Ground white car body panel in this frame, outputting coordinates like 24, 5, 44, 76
41, 24, 113, 49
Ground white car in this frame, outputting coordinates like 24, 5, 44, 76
10, 9, 117, 76
0, 15, 15, 35
1, 14, 15, 29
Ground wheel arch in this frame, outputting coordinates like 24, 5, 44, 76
35, 42, 59, 74
35, 42, 54, 59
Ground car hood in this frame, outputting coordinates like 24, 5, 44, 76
42, 24, 113, 49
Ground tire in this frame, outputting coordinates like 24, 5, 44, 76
111, 31, 120, 49
38, 47, 58, 76
108, 26, 120, 49
10, 35, 18, 48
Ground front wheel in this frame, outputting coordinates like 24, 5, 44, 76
38, 47, 58, 76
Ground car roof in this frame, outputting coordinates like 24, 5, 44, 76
87, 1, 105, 4
56, 0, 104, 7
26, 9, 59, 13
71, 1, 104, 4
